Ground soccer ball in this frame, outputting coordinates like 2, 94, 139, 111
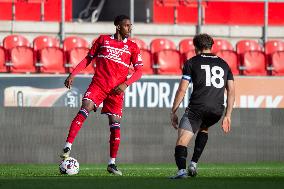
59, 157, 79, 175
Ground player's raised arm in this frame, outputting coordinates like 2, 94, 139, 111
222, 79, 235, 133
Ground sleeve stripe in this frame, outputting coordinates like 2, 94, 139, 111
134, 63, 143, 67
182, 75, 191, 81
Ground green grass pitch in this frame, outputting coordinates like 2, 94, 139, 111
0, 163, 283, 189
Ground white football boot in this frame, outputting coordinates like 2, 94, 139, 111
107, 164, 123, 176
60, 147, 71, 159
188, 161, 198, 177
170, 169, 188, 179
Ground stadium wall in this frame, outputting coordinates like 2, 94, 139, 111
0, 75, 283, 163
0, 107, 283, 164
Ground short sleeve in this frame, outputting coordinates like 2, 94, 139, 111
182, 60, 192, 81
227, 67, 234, 80
88, 35, 103, 59
131, 43, 143, 67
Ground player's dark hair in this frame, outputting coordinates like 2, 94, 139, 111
193, 33, 214, 51
114, 15, 130, 26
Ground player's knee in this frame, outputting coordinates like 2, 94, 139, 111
82, 100, 95, 112
108, 115, 121, 125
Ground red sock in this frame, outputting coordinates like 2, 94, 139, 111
109, 123, 121, 158
66, 108, 89, 143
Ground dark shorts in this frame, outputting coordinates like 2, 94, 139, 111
82, 82, 124, 118
179, 104, 224, 133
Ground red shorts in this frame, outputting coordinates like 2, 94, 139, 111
82, 83, 124, 118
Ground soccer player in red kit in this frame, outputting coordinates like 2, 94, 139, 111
60, 15, 143, 176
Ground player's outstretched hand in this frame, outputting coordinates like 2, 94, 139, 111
170, 112, 179, 130
64, 74, 74, 89
113, 83, 128, 94
221, 116, 231, 133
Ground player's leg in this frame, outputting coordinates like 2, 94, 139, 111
61, 83, 106, 159
188, 107, 224, 177
106, 115, 122, 175
60, 99, 95, 159
188, 127, 208, 177
101, 92, 124, 175
171, 112, 201, 179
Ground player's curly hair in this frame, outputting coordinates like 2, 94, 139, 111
193, 33, 214, 51
114, 15, 130, 26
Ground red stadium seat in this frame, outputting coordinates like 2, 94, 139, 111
155, 49, 181, 75
0, 47, 7, 72
179, 38, 194, 55
212, 39, 234, 54
265, 40, 284, 55
3, 35, 30, 51
33, 36, 60, 61
39, 47, 65, 73
241, 51, 266, 76
236, 40, 263, 55
68, 47, 94, 74
181, 50, 195, 63
9, 46, 36, 73
33, 36, 60, 52
129, 38, 148, 50
150, 38, 176, 54
140, 49, 153, 74
270, 51, 284, 76
216, 50, 239, 75
63, 36, 89, 52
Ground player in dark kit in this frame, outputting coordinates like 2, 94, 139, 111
170, 34, 235, 179
60, 15, 143, 176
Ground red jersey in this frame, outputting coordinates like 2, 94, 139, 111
88, 35, 142, 92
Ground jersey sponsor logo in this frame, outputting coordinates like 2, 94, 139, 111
98, 46, 131, 68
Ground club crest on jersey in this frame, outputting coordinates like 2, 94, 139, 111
105, 40, 109, 45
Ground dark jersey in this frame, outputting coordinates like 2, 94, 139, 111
182, 53, 234, 109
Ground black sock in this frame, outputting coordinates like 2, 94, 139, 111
174, 145, 187, 170
191, 131, 208, 163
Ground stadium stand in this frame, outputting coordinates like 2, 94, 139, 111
241, 51, 266, 76
236, 40, 263, 55
0, 47, 6, 72
9, 46, 36, 73
154, 49, 181, 75
63, 36, 89, 52
67, 47, 94, 74
150, 38, 176, 54
33, 36, 60, 60
179, 38, 194, 62
212, 39, 234, 54
216, 50, 239, 75
270, 51, 284, 76
140, 49, 154, 74
39, 47, 65, 73
129, 38, 148, 50
3, 34, 30, 51
265, 40, 284, 56
265, 40, 284, 74
63, 36, 89, 68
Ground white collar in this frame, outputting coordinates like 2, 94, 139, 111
111, 34, 128, 43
